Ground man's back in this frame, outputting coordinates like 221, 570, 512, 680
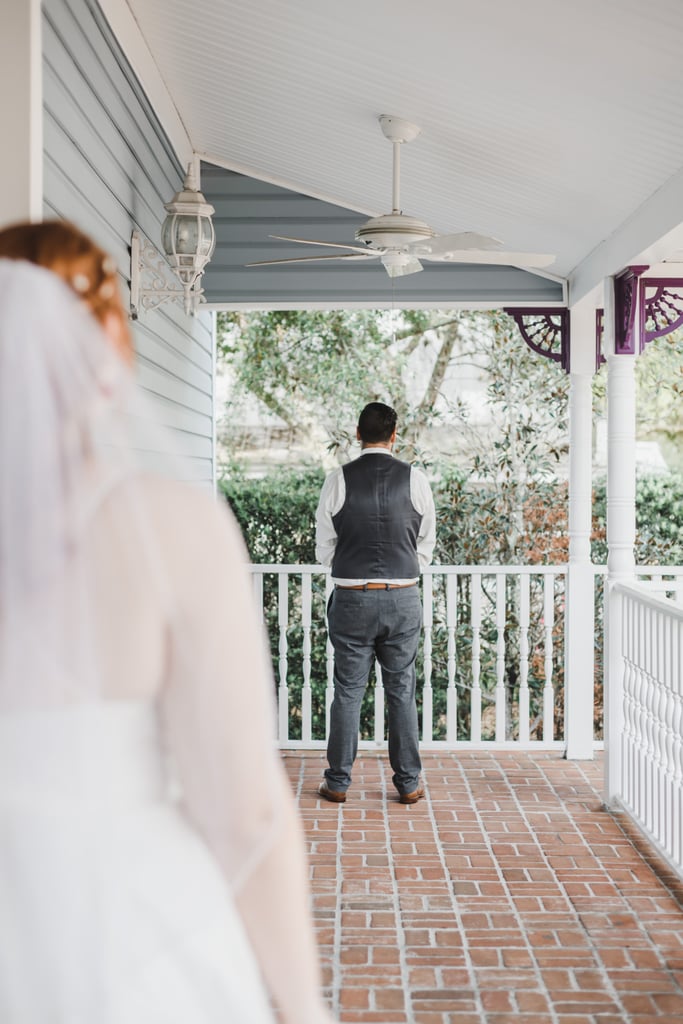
315, 402, 435, 806
331, 454, 422, 581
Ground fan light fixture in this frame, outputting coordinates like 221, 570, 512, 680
130, 162, 216, 318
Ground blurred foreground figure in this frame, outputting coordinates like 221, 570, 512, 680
0, 221, 335, 1024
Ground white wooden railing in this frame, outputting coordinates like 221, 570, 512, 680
251, 563, 683, 753
251, 564, 569, 749
607, 580, 683, 876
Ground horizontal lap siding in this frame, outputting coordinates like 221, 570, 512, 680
42, 0, 214, 486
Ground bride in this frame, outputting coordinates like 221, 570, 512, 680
0, 221, 335, 1024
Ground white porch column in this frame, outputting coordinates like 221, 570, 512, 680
564, 302, 596, 759
603, 276, 637, 802
0, 0, 43, 224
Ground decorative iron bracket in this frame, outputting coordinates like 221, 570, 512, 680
503, 308, 570, 372
595, 268, 683, 364
130, 230, 206, 319
639, 277, 683, 349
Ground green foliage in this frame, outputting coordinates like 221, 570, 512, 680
216, 307, 569, 471
220, 467, 324, 563
591, 472, 683, 565
592, 329, 683, 473
431, 471, 569, 566
220, 468, 329, 741
217, 309, 404, 454
217, 307, 682, 744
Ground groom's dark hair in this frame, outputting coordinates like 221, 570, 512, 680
358, 402, 398, 443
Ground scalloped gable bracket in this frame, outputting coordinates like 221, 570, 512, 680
502, 308, 570, 373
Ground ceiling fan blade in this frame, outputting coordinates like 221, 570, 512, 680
424, 250, 556, 269
247, 252, 379, 268
411, 231, 505, 257
269, 235, 373, 255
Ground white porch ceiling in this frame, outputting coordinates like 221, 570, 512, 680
119, 0, 683, 302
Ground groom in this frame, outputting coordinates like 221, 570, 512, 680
315, 402, 436, 804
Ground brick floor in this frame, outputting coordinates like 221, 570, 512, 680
284, 750, 683, 1024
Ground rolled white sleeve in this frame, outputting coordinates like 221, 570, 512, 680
315, 468, 345, 567
410, 467, 436, 568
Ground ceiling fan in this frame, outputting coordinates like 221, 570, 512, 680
247, 115, 555, 279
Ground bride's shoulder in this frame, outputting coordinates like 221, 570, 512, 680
127, 473, 247, 560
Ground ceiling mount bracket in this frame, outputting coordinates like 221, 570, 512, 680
378, 115, 421, 144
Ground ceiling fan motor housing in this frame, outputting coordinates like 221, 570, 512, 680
355, 213, 434, 250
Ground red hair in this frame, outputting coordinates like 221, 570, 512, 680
0, 220, 130, 346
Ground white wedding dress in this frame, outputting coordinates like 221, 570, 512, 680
0, 475, 287, 1024
0, 702, 275, 1024
0, 259, 333, 1024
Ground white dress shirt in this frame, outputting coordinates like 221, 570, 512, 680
315, 448, 436, 585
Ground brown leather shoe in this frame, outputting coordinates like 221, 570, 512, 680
318, 781, 347, 803
399, 786, 424, 805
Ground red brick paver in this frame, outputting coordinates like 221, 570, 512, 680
285, 750, 683, 1024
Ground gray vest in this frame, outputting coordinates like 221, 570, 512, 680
331, 454, 422, 579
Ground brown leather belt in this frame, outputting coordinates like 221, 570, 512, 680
335, 582, 417, 590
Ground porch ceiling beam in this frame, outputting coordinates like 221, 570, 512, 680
97, 0, 193, 170
569, 167, 683, 307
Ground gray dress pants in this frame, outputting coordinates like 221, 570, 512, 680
324, 585, 423, 795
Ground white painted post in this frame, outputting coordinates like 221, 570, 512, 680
1, 1, 42, 224
565, 300, 597, 759
606, 353, 637, 582
604, 273, 638, 802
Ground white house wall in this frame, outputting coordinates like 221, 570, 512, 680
42, 0, 214, 486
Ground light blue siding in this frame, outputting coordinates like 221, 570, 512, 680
42, 0, 214, 485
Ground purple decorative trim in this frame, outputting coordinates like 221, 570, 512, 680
503, 308, 570, 372
595, 308, 606, 369
638, 278, 683, 349
614, 266, 648, 354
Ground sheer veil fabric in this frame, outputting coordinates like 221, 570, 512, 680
0, 259, 322, 1022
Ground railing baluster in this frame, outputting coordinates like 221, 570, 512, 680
518, 574, 530, 742
374, 660, 384, 744
446, 573, 458, 744
248, 563, 682, 761
278, 571, 289, 743
612, 580, 683, 876
422, 574, 433, 743
301, 573, 312, 743
471, 573, 482, 742
252, 570, 264, 623
674, 621, 683, 865
325, 575, 334, 740
495, 573, 506, 741
543, 573, 555, 742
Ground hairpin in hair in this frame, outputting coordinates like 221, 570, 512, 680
71, 273, 90, 294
